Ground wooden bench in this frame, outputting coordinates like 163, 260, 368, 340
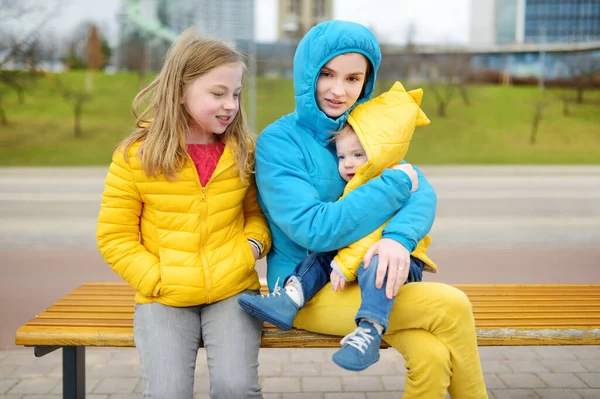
15, 283, 600, 399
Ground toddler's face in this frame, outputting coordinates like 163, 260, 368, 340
336, 130, 367, 182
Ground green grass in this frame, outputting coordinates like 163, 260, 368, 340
0, 71, 598, 165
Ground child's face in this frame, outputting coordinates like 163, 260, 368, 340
182, 63, 243, 140
336, 130, 367, 182
316, 53, 368, 118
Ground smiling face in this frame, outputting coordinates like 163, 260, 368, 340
315, 53, 369, 119
335, 125, 367, 182
181, 63, 243, 143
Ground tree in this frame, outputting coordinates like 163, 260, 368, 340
86, 25, 104, 70
562, 54, 600, 104
0, 1, 64, 123
55, 77, 92, 138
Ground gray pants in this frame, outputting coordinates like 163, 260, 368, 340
134, 290, 263, 399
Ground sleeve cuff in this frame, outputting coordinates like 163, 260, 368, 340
248, 238, 263, 257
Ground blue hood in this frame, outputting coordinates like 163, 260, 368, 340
293, 20, 382, 141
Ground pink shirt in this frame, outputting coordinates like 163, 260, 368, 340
187, 142, 225, 186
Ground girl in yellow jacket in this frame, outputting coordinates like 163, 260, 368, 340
239, 82, 435, 372
96, 29, 271, 399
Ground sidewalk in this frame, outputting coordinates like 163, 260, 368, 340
1, 345, 599, 398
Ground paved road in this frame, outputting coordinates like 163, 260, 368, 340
1, 166, 599, 249
1, 166, 599, 350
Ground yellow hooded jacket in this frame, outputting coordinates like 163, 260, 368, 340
332, 82, 438, 281
96, 141, 271, 307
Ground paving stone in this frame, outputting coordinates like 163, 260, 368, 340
302, 377, 342, 392
566, 347, 600, 360
577, 389, 600, 399
259, 361, 283, 377
508, 361, 551, 373
0, 368, 17, 379
281, 394, 323, 399
580, 361, 600, 372
0, 396, 22, 399
259, 349, 292, 364
478, 347, 509, 361
262, 394, 282, 399
537, 373, 588, 388
482, 360, 513, 373
540, 361, 589, 373
533, 347, 578, 361
21, 395, 61, 399
356, 361, 400, 376
490, 389, 541, 399
325, 394, 367, 399
262, 377, 301, 393
576, 374, 600, 389
501, 347, 542, 361
484, 373, 508, 389
381, 375, 405, 391
366, 393, 405, 399
341, 376, 383, 392
534, 388, 584, 398
497, 373, 546, 389
0, 380, 18, 394
92, 378, 139, 394
320, 362, 357, 377
88, 364, 141, 378
194, 394, 210, 399
86, 396, 108, 399
105, 395, 141, 399
50, 377, 100, 394
290, 349, 331, 363
282, 363, 319, 377
6, 378, 59, 395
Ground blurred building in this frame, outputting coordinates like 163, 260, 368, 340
117, 0, 255, 70
471, 0, 600, 45
278, 0, 332, 42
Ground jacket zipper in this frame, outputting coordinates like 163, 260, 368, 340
186, 154, 212, 303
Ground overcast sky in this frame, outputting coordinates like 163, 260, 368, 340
45, 0, 472, 46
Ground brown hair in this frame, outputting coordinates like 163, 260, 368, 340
119, 28, 255, 184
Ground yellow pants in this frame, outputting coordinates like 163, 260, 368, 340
294, 281, 488, 399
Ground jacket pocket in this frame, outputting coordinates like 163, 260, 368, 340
241, 236, 256, 270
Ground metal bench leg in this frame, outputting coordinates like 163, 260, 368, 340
63, 346, 85, 399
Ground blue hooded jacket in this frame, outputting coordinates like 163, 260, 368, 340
255, 20, 437, 290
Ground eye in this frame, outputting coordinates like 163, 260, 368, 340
354, 152, 365, 158
211, 92, 223, 97
348, 76, 360, 82
233, 93, 241, 98
319, 71, 332, 77
337, 155, 345, 160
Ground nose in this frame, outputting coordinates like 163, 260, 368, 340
330, 79, 345, 97
344, 158, 354, 168
223, 96, 236, 110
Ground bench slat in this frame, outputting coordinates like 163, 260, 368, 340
16, 283, 600, 347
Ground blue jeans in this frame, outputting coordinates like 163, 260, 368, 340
134, 290, 263, 399
284, 252, 425, 333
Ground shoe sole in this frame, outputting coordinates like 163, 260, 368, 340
238, 298, 294, 331
332, 353, 380, 372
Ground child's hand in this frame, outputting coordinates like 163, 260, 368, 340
392, 163, 418, 192
330, 270, 346, 292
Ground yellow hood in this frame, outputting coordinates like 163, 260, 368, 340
344, 81, 430, 195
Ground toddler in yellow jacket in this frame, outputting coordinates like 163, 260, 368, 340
239, 81, 437, 371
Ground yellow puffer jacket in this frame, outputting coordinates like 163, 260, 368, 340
97, 141, 271, 307
332, 82, 438, 281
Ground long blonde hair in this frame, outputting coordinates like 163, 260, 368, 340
120, 29, 255, 184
